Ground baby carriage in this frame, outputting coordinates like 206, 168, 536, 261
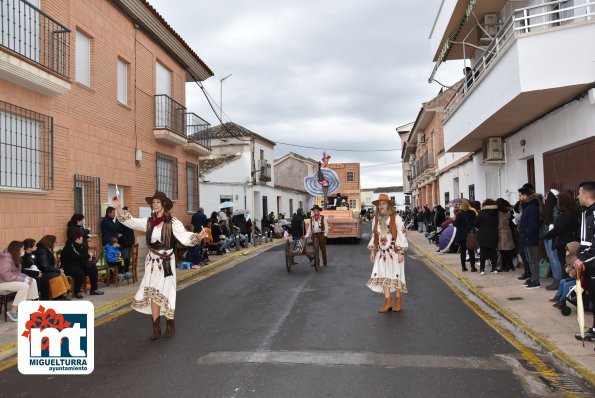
428, 227, 442, 246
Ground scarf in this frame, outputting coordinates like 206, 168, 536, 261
150, 215, 164, 228
377, 212, 390, 236
313, 214, 320, 222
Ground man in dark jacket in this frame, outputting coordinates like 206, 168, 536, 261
474, 199, 499, 274
518, 186, 542, 289
289, 208, 307, 264
574, 181, 595, 341
423, 205, 432, 233
191, 207, 207, 232
100, 207, 120, 246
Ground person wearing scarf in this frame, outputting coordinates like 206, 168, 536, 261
113, 192, 207, 340
366, 194, 409, 313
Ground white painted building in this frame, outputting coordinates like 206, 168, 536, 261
198, 123, 314, 228
429, 0, 595, 200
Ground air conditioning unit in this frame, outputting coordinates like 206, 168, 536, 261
482, 137, 505, 162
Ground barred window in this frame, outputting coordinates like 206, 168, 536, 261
74, 174, 100, 234
156, 152, 178, 199
186, 162, 199, 212
0, 100, 53, 190
346, 171, 354, 182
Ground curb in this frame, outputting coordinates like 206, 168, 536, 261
410, 239, 595, 387
0, 240, 283, 365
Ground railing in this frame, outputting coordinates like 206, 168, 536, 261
73, 174, 100, 234
155, 94, 186, 137
0, 0, 70, 78
185, 112, 211, 148
443, 0, 595, 120
258, 159, 271, 182
413, 151, 435, 179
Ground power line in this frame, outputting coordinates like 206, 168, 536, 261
275, 141, 401, 152
361, 161, 403, 168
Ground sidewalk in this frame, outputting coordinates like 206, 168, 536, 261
407, 230, 595, 384
0, 239, 283, 363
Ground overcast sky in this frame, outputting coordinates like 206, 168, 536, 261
149, 0, 463, 189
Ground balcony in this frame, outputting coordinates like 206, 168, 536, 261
154, 94, 188, 146
0, 0, 71, 95
257, 159, 272, 182
184, 112, 211, 156
439, 0, 595, 152
414, 151, 436, 181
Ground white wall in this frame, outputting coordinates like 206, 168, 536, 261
470, 96, 595, 203
439, 159, 475, 206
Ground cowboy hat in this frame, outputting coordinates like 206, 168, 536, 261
145, 191, 173, 211
372, 193, 395, 207
310, 204, 323, 212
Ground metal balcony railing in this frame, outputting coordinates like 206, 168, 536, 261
0, 0, 70, 78
185, 112, 211, 148
443, 0, 595, 120
155, 94, 186, 137
258, 159, 271, 182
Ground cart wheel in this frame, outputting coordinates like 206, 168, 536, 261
313, 240, 319, 272
285, 243, 292, 273
561, 306, 571, 316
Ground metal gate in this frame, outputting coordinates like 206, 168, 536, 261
73, 174, 100, 234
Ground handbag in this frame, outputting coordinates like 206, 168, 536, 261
466, 228, 479, 250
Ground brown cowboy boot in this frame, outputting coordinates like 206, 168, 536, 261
378, 297, 392, 313
151, 316, 161, 340
393, 294, 401, 312
164, 318, 175, 338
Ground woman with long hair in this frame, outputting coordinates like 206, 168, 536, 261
453, 199, 477, 272
496, 198, 516, 272
35, 235, 71, 300
113, 192, 207, 340
545, 192, 580, 279
0, 241, 39, 321
366, 194, 408, 313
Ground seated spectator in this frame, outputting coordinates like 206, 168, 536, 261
61, 231, 104, 298
552, 242, 580, 310
218, 220, 235, 253
186, 243, 210, 266
20, 238, 42, 296
0, 241, 39, 321
35, 235, 71, 300
105, 237, 129, 280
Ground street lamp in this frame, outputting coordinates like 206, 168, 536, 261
219, 73, 232, 121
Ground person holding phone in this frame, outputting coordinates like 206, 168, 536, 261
112, 192, 207, 340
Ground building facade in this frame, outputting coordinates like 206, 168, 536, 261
0, 0, 213, 248
429, 0, 595, 202
316, 163, 361, 211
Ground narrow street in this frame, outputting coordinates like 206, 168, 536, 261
0, 232, 588, 397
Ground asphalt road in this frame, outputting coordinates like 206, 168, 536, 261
0, 233, 557, 397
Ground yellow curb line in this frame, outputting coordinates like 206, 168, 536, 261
411, 239, 595, 391
0, 240, 283, 371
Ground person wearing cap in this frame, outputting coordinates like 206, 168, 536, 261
113, 192, 207, 340
61, 230, 104, 298
366, 194, 408, 313
518, 184, 542, 289
305, 205, 329, 267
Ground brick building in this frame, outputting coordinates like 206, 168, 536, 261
0, 0, 213, 248
317, 163, 361, 211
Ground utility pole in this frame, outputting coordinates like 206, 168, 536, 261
219, 74, 232, 121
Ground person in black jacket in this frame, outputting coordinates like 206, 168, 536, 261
518, 186, 542, 289
67, 214, 90, 251
20, 238, 43, 297
434, 205, 446, 231
544, 192, 579, 285
100, 206, 120, 246
34, 235, 70, 300
60, 230, 103, 298
118, 207, 136, 276
474, 199, 500, 274
453, 199, 477, 272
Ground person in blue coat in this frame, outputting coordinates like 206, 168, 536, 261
518, 185, 542, 289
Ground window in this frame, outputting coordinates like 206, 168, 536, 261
444, 192, 450, 205
349, 199, 357, 209
76, 30, 90, 86
289, 199, 293, 216
0, 100, 53, 190
186, 162, 199, 212
156, 152, 178, 199
346, 171, 354, 182
117, 58, 128, 105
260, 149, 264, 160
74, 174, 100, 234
468, 184, 475, 202
405, 195, 411, 205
